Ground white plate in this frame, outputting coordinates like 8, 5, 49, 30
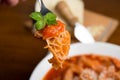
29, 42, 120, 80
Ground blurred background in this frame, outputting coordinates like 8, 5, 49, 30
0, 0, 120, 80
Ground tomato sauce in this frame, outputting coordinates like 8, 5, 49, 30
42, 20, 65, 39
43, 68, 62, 80
42, 54, 120, 80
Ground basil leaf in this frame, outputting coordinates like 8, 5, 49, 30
35, 21, 44, 30
29, 12, 57, 31
44, 13, 57, 25
29, 12, 43, 21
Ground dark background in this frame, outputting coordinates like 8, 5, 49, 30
0, 0, 120, 80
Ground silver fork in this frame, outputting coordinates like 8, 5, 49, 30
31, 0, 51, 34
38, 0, 51, 15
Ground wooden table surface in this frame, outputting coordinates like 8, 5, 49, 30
0, 0, 120, 80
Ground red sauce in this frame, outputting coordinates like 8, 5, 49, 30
42, 54, 120, 80
42, 20, 65, 39
43, 68, 62, 80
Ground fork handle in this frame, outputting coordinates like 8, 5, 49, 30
55, 1, 78, 27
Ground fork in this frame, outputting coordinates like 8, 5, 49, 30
38, 0, 51, 15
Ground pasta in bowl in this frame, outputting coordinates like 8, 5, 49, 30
43, 54, 120, 80
29, 42, 120, 80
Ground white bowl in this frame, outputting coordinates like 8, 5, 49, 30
29, 42, 120, 80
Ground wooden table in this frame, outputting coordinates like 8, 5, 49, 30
0, 0, 120, 80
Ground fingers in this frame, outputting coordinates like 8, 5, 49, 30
6, 0, 19, 6
0, 0, 26, 6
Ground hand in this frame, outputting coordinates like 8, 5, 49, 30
0, 0, 26, 6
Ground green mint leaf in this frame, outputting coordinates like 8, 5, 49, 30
44, 13, 57, 25
29, 12, 43, 21
35, 20, 44, 30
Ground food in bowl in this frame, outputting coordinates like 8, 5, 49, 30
43, 54, 120, 80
